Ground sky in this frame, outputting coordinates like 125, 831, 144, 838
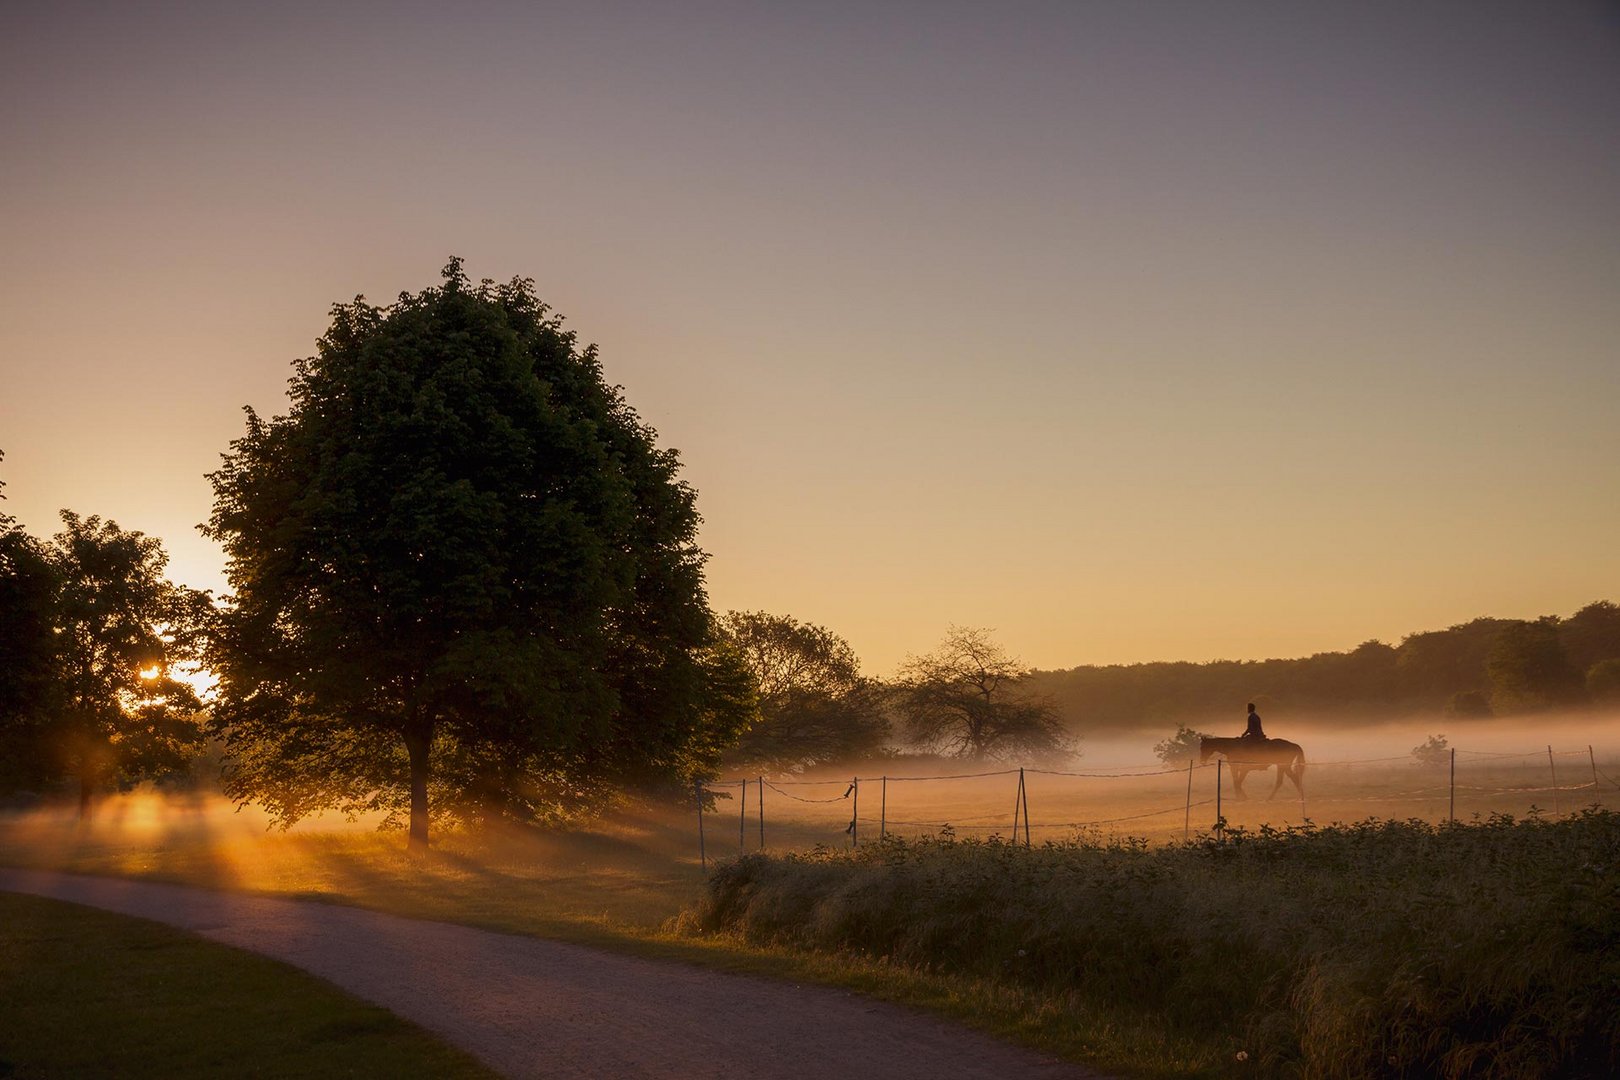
1, 2, 1616, 676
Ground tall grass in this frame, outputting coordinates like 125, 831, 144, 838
682, 811, 1620, 1078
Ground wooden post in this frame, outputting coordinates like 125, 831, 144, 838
1590, 747, 1602, 808
880, 776, 887, 839
1215, 758, 1223, 839
1012, 770, 1024, 839
1021, 768, 1031, 848
696, 779, 706, 871
851, 776, 859, 847
1184, 758, 1194, 840
739, 778, 747, 852
1549, 745, 1561, 818
758, 775, 766, 848
1449, 747, 1456, 824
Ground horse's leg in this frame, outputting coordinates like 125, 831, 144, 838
1289, 758, 1306, 798
1268, 763, 1287, 800
1230, 765, 1249, 800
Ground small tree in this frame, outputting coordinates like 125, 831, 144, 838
894, 627, 1069, 762
46, 513, 209, 817
1411, 733, 1450, 768
718, 611, 886, 771
1154, 724, 1210, 765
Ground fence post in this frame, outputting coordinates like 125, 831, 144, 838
1449, 747, 1455, 824
1012, 769, 1024, 839
880, 775, 887, 839
696, 779, 706, 870
1590, 747, 1602, 808
758, 775, 766, 848
1215, 758, 1223, 839
1184, 758, 1194, 840
739, 778, 747, 852
851, 776, 859, 847
1548, 745, 1561, 818
1022, 769, 1031, 847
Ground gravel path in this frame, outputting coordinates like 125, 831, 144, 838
0, 869, 1103, 1080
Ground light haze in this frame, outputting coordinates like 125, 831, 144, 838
2, 2, 1616, 674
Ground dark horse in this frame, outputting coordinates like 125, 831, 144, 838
1199, 736, 1306, 800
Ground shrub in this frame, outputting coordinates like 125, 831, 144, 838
1154, 724, 1210, 765
684, 813, 1620, 1078
1411, 733, 1450, 767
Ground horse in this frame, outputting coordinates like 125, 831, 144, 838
1199, 736, 1306, 800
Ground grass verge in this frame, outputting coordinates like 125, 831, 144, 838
0, 891, 496, 1079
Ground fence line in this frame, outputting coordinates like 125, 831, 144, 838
696, 743, 1620, 860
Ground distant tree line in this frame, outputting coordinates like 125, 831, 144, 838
1026, 602, 1620, 732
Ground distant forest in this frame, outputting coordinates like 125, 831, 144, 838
1030, 601, 1620, 733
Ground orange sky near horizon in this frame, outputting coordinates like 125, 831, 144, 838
2, 4, 1616, 676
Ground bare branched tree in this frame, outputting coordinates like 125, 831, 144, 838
894, 626, 1070, 762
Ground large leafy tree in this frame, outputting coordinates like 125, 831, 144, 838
717, 610, 886, 771
895, 627, 1069, 761
205, 261, 743, 847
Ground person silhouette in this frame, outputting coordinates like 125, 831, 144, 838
1240, 702, 1266, 741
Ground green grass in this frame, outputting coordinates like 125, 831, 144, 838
683, 812, 1620, 1079
0, 891, 496, 1080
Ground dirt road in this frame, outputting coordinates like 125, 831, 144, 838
0, 869, 1103, 1079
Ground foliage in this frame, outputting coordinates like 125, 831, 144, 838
0, 458, 62, 794
1586, 659, 1620, 703
1487, 617, 1584, 711
1026, 602, 1615, 731
687, 812, 1620, 1079
1152, 724, 1210, 765
205, 260, 744, 846
1444, 689, 1492, 718
1560, 601, 1620, 675
1410, 732, 1450, 767
717, 610, 886, 771
0, 509, 208, 812
893, 627, 1069, 761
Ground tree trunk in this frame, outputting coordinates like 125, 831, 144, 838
77, 770, 94, 823
403, 721, 433, 851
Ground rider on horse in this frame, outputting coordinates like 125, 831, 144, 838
1241, 702, 1266, 741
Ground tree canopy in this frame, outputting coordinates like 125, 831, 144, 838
0, 483, 208, 813
717, 610, 886, 771
204, 260, 745, 846
894, 627, 1068, 761
0, 454, 61, 795
1027, 601, 1617, 731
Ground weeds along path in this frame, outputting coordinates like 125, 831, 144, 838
0, 869, 1101, 1080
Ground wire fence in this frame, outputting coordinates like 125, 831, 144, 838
693, 743, 1618, 867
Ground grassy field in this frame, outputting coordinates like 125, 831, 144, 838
0, 891, 495, 1079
